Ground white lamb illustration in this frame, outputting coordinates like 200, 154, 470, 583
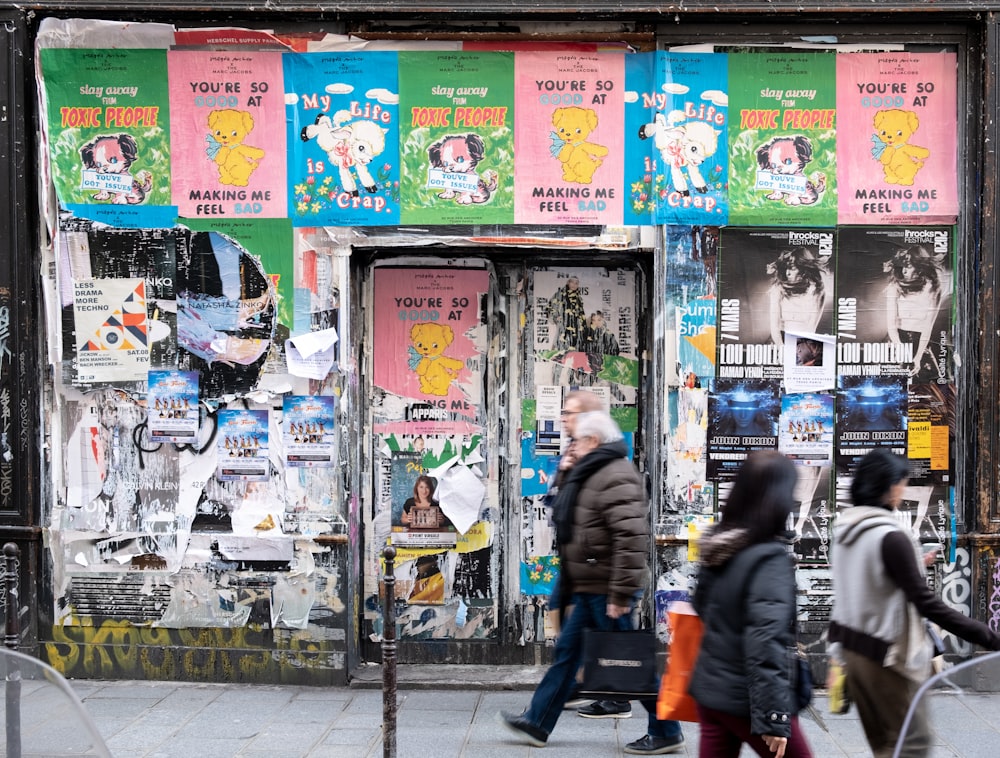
638, 110, 721, 196
300, 109, 388, 196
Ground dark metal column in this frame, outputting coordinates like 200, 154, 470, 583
381, 545, 397, 758
5, 542, 22, 758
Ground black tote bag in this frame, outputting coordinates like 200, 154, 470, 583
579, 628, 660, 699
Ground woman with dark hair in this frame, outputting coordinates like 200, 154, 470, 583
401, 475, 451, 529
829, 449, 1000, 757
885, 245, 946, 378
689, 451, 814, 758
768, 247, 831, 349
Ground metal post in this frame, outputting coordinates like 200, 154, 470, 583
4, 542, 21, 758
381, 545, 397, 758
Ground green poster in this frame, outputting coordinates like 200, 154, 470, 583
181, 218, 295, 332
398, 52, 515, 225
728, 53, 837, 227
40, 48, 171, 214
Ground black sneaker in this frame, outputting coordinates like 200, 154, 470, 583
577, 699, 632, 719
496, 711, 548, 747
563, 687, 593, 709
624, 733, 685, 755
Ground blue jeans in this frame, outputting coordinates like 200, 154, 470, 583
524, 592, 683, 740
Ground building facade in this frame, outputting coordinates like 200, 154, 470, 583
0, 3, 999, 686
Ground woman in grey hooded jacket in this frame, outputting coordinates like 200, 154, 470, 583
689, 451, 813, 758
829, 449, 1000, 757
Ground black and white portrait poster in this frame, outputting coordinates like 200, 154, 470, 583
717, 228, 835, 380
835, 227, 954, 383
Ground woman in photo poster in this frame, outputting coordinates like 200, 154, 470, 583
767, 247, 833, 347
885, 245, 948, 379
400, 474, 453, 531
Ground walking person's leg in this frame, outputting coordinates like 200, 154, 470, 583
498, 593, 604, 745
844, 649, 927, 757
625, 598, 684, 755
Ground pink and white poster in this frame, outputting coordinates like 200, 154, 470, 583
514, 52, 626, 225
169, 51, 287, 218
836, 52, 958, 225
372, 268, 487, 416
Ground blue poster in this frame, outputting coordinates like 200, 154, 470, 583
623, 53, 656, 225
283, 395, 335, 468
650, 52, 729, 225
284, 51, 399, 226
148, 370, 199, 443
217, 408, 270, 481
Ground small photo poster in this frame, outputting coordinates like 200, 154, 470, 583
217, 408, 270, 481
283, 395, 335, 468
390, 451, 457, 548
779, 391, 834, 466
148, 370, 199, 443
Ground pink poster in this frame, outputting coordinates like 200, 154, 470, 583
169, 51, 287, 218
372, 268, 488, 415
837, 53, 958, 225
514, 52, 625, 225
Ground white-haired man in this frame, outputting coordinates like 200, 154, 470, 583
500, 411, 685, 755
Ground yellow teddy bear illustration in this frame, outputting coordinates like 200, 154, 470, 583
873, 109, 930, 186
550, 106, 608, 184
409, 322, 465, 396
206, 109, 265, 187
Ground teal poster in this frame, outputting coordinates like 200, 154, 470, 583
284, 51, 399, 226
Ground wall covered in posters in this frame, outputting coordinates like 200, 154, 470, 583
658, 220, 959, 645
37, 25, 960, 230
34, 16, 968, 666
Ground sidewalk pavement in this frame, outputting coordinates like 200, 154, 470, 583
17, 665, 1000, 757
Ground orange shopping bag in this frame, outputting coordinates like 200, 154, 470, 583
656, 600, 704, 722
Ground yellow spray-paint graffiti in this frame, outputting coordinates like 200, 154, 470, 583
44, 618, 344, 683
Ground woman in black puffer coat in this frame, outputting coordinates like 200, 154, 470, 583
688, 451, 814, 758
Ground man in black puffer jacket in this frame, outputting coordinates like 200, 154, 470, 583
499, 411, 685, 755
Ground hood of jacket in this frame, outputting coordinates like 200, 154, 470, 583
698, 525, 754, 569
834, 505, 898, 548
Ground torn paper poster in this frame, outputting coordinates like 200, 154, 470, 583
285, 327, 338, 379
